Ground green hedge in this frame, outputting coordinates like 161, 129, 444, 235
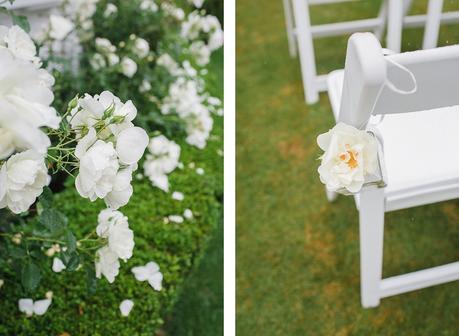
0, 49, 223, 335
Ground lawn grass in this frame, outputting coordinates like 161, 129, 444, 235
236, 0, 459, 334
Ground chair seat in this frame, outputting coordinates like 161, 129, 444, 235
327, 69, 459, 211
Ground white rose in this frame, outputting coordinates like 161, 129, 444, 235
49, 15, 74, 40
0, 25, 40, 65
131, 261, 163, 290
104, 3, 118, 17
317, 122, 379, 193
0, 47, 59, 156
75, 139, 120, 202
107, 53, 119, 65
146, 135, 180, 174
115, 126, 149, 165
121, 57, 137, 78
133, 37, 149, 58
95, 245, 120, 283
69, 91, 137, 132
188, 0, 204, 8
90, 53, 106, 70
104, 167, 134, 209
184, 108, 213, 149
139, 79, 151, 93
189, 40, 210, 66
143, 135, 180, 192
156, 53, 179, 74
96, 208, 134, 261
95, 37, 116, 54
140, 0, 158, 12
208, 29, 223, 51
0, 150, 49, 214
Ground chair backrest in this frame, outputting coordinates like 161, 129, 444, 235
339, 32, 459, 128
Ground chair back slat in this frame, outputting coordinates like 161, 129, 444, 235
340, 33, 459, 128
373, 48, 459, 115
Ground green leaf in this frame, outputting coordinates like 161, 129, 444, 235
21, 261, 41, 292
61, 250, 80, 271
85, 265, 97, 294
11, 14, 30, 32
65, 231, 77, 253
38, 187, 53, 209
39, 209, 68, 234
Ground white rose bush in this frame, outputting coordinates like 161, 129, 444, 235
0, 0, 223, 334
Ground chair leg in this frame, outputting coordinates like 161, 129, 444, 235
359, 187, 385, 308
292, 0, 320, 104
423, 0, 444, 49
373, 0, 387, 40
283, 0, 297, 58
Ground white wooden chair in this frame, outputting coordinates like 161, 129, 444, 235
327, 32, 459, 307
287, 0, 459, 104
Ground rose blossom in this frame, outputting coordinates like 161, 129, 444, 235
0, 150, 50, 214
95, 245, 120, 283
121, 57, 137, 78
96, 208, 134, 261
317, 122, 379, 193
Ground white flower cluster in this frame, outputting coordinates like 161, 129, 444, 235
45, 14, 75, 41
63, 0, 98, 36
143, 135, 180, 192
140, 0, 158, 12
68, 91, 149, 209
0, 25, 60, 214
95, 209, 135, 283
161, 76, 213, 149
90, 37, 120, 69
161, 2, 185, 21
187, 0, 205, 8
181, 10, 223, 64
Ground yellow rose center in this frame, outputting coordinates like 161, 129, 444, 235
339, 145, 359, 169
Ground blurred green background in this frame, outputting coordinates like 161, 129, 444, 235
236, 0, 459, 335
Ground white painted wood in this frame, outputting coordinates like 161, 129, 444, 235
387, 0, 403, 52
423, 0, 444, 49
404, 11, 459, 27
359, 187, 385, 308
327, 32, 459, 307
310, 18, 385, 38
4, 0, 61, 10
380, 261, 459, 298
292, 0, 320, 103
283, 0, 297, 57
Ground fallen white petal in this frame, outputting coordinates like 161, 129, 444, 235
168, 215, 184, 223
52, 257, 66, 273
183, 209, 193, 219
33, 299, 52, 316
172, 191, 184, 201
18, 298, 34, 316
120, 299, 134, 316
